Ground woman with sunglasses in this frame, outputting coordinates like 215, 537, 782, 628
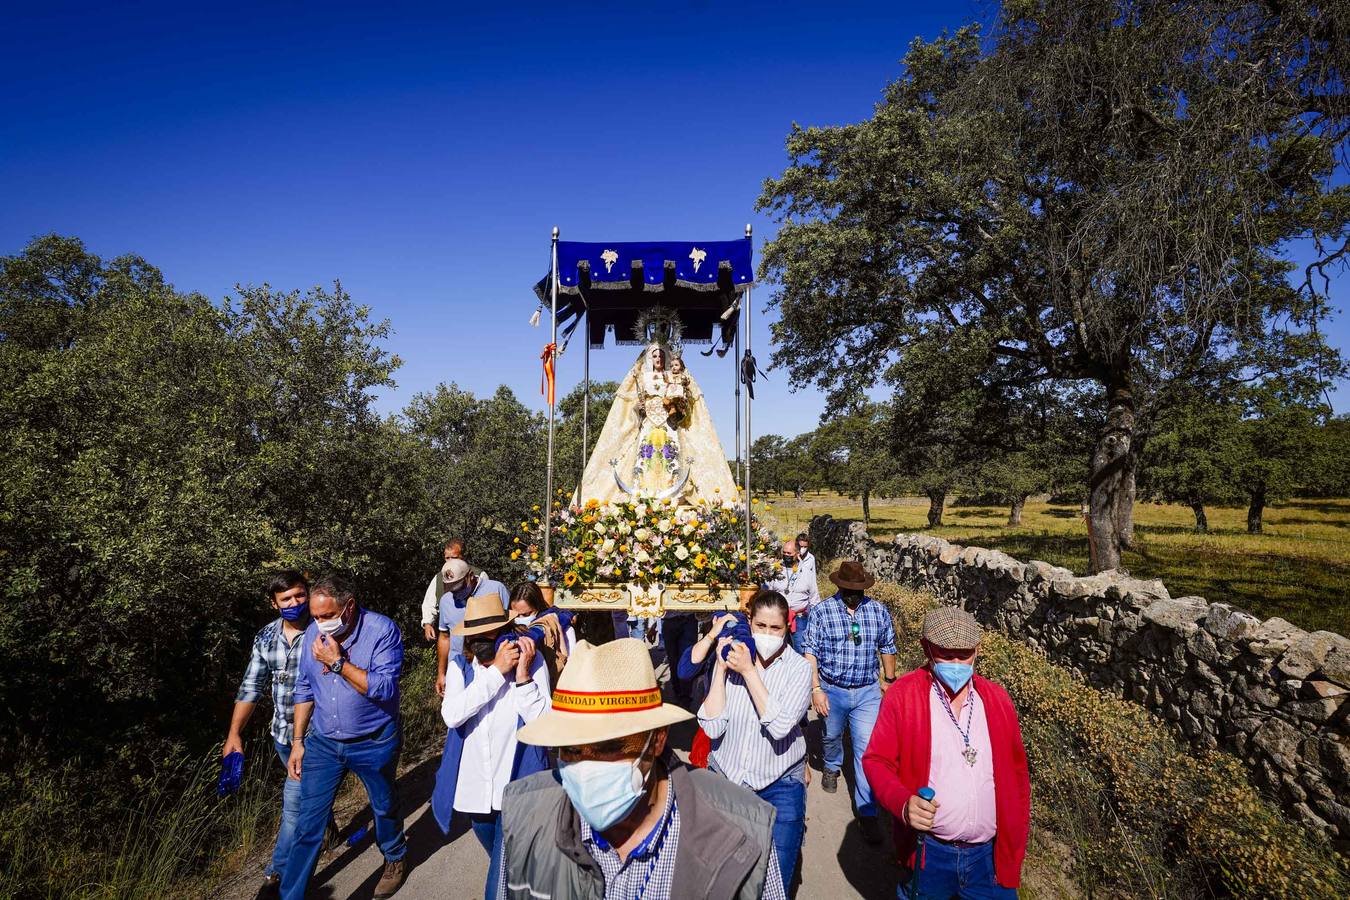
699, 591, 813, 892
801, 560, 898, 847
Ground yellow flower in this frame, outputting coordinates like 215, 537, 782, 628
650, 428, 667, 449
574, 552, 586, 565
514, 537, 521, 544
585, 498, 600, 510
532, 504, 541, 511
563, 571, 579, 587
511, 549, 521, 560
531, 552, 539, 560
521, 522, 529, 530
693, 553, 709, 570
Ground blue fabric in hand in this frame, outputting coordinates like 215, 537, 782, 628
719, 612, 757, 663
217, 751, 244, 798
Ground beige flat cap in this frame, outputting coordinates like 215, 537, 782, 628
922, 607, 983, 650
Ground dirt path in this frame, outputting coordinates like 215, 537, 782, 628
219, 649, 902, 900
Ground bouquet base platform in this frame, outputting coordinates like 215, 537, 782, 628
551, 582, 746, 615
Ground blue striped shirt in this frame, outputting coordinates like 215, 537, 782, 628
802, 593, 897, 688
698, 646, 813, 790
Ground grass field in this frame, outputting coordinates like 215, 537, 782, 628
764, 494, 1350, 634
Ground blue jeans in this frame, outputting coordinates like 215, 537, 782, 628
791, 608, 810, 654
281, 718, 405, 900
268, 741, 302, 879
821, 680, 882, 817
757, 771, 806, 891
663, 615, 699, 706
903, 838, 1017, 899
469, 811, 503, 900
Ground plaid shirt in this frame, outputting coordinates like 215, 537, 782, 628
234, 618, 305, 745
802, 593, 898, 688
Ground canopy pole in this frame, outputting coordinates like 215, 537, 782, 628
743, 223, 753, 583
734, 316, 742, 487
582, 306, 590, 477
544, 226, 559, 574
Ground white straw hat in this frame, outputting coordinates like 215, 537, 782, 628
516, 638, 692, 747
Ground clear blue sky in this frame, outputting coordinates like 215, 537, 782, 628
3, 1, 1346, 450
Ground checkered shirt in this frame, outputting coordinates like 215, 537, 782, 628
234, 618, 305, 745
802, 593, 898, 688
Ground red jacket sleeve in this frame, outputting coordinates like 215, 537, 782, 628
862, 682, 916, 820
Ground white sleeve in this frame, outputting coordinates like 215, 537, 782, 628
421, 574, 441, 626
441, 662, 507, 728
513, 655, 550, 723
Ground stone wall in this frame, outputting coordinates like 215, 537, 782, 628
809, 516, 1350, 843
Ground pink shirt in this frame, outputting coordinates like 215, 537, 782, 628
927, 682, 998, 843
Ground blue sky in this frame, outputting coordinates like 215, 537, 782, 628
3, 1, 1346, 449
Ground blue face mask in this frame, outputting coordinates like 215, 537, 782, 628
933, 661, 973, 693
558, 734, 653, 832
278, 601, 309, 622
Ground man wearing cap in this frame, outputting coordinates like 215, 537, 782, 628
433, 591, 550, 900
495, 638, 788, 900
761, 539, 820, 654
801, 560, 898, 845
862, 607, 1030, 898
436, 557, 511, 696
421, 538, 487, 641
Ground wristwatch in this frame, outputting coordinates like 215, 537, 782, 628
330, 655, 345, 675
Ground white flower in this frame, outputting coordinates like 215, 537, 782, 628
682, 523, 695, 536
602, 538, 616, 553
593, 522, 606, 534
634, 503, 648, 518
634, 527, 651, 542
657, 518, 672, 533
635, 549, 651, 563
674, 545, 690, 561
616, 521, 632, 536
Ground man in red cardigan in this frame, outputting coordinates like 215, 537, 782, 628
862, 607, 1030, 898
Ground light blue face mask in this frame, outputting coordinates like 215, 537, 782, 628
933, 661, 974, 693
558, 733, 654, 832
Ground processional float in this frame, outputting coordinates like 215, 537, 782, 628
522, 228, 778, 616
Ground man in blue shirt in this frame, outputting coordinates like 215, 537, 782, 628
435, 557, 511, 697
283, 575, 408, 900
802, 560, 898, 846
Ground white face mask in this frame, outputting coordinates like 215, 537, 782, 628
514, 614, 537, 626
315, 618, 342, 636
752, 633, 785, 659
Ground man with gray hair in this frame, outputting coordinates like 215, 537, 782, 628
862, 606, 1031, 898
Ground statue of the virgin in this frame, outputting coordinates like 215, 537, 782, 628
575, 313, 738, 505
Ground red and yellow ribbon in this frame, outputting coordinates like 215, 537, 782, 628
551, 687, 662, 714
541, 342, 557, 406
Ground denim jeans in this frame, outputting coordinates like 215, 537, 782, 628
281, 718, 405, 900
757, 770, 806, 891
267, 741, 302, 879
469, 811, 503, 900
663, 614, 699, 706
902, 837, 1017, 899
790, 608, 810, 655
821, 680, 882, 817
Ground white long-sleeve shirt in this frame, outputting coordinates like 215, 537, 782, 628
697, 648, 812, 790
420, 568, 493, 626
440, 652, 549, 814
762, 563, 820, 614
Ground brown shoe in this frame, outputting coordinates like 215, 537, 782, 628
373, 858, 407, 898
254, 874, 280, 900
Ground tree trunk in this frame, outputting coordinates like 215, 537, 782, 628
1247, 490, 1265, 534
1190, 500, 1208, 533
926, 489, 946, 527
1087, 374, 1137, 573
1008, 495, 1027, 526
862, 487, 871, 529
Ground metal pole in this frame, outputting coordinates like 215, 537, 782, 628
734, 311, 742, 486
743, 223, 753, 582
583, 306, 590, 477
544, 227, 559, 572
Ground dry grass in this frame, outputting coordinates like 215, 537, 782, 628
768, 493, 1350, 633
857, 575, 1350, 899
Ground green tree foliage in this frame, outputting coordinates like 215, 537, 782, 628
815, 403, 905, 528
1140, 401, 1245, 532
1231, 390, 1324, 534
758, 0, 1348, 571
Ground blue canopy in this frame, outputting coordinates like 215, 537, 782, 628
534, 238, 753, 352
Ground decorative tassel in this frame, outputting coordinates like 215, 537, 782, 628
529, 307, 542, 327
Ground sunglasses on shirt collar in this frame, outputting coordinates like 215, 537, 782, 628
849, 621, 861, 645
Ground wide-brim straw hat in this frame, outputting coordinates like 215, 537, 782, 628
829, 560, 875, 590
450, 591, 510, 638
516, 638, 693, 747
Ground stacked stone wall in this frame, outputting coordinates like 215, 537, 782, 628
809, 516, 1350, 842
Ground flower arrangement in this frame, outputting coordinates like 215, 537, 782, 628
516, 493, 780, 588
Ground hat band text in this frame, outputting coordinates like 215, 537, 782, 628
552, 687, 662, 714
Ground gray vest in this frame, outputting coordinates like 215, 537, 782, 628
500, 759, 777, 900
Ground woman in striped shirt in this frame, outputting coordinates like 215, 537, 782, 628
699, 590, 813, 893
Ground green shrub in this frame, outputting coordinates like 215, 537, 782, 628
864, 578, 1350, 898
